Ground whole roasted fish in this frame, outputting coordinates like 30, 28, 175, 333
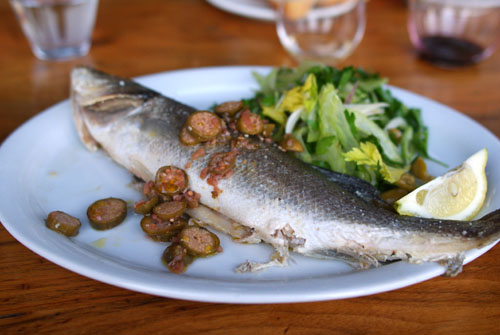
71, 66, 500, 276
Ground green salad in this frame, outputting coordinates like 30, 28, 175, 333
243, 63, 439, 190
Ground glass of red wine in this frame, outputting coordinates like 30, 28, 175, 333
407, 0, 500, 67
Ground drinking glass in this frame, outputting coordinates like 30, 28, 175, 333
276, 0, 366, 64
407, 0, 500, 67
10, 0, 99, 61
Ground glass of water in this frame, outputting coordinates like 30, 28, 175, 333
9, 0, 99, 61
276, 0, 366, 64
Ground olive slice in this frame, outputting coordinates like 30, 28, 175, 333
280, 134, 304, 152
214, 100, 243, 116
179, 125, 200, 146
162, 243, 193, 274
87, 197, 127, 230
155, 166, 188, 196
46, 211, 81, 237
186, 111, 222, 142
140, 216, 187, 242
237, 108, 263, 135
152, 200, 187, 221
134, 195, 159, 215
179, 226, 220, 257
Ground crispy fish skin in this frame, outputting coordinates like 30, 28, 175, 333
71, 66, 500, 276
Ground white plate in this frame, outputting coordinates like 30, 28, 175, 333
1, 66, 499, 304
207, 0, 275, 21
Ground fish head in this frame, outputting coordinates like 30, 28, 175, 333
71, 66, 159, 150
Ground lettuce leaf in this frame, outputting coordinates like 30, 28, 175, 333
263, 73, 319, 126
350, 109, 403, 164
313, 136, 348, 174
317, 84, 358, 152
344, 142, 407, 183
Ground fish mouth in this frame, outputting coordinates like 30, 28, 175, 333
80, 95, 145, 127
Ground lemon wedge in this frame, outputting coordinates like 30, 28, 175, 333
395, 148, 488, 221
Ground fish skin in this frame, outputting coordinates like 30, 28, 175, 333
71, 66, 500, 276
311, 165, 391, 207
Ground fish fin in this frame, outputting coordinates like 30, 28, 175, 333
307, 249, 380, 270
235, 251, 289, 273
186, 206, 262, 243
235, 224, 304, 273
439, 253, 465, 277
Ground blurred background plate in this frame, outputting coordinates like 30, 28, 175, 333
206, 0, 275, 21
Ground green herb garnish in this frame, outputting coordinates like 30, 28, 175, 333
246, 63, 442, 188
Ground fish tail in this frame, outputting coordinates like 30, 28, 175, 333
471, 209, 500, 247
442, 209, 500, 276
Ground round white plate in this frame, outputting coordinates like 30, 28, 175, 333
207, 0, 275, 21
1, 66, 499, 303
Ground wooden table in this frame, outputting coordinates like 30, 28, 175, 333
1, 0, 499, 334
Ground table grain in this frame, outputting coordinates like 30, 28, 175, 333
1, 1, 499, 334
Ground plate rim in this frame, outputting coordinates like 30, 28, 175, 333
206, 0, 275, 21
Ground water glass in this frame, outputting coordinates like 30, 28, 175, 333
407, 0, 500, 67
10, 0, 99, 61
276, 0, 366, 64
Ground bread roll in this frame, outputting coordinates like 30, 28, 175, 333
269, 0, 313, 20
269, 0, 351, 19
